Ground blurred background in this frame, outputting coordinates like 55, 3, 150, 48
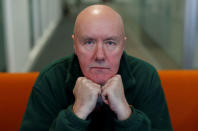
0, 0, 198, 72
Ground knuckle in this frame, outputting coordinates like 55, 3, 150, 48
97, 88, 101, 93
93, 88, 100, 93
115, 75, 121, 79
81, 78, 87, 84
77, 77, 83, 82
95, 84, 101, 89
85, 82, 91, 88
117, 74, 121, 78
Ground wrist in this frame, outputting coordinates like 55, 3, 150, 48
72, 104, 88, 120
117, 103, 132, 121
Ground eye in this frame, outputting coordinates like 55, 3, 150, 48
106, 41, 116, 46
87, 41, 92, 44
85, 40, 94, 45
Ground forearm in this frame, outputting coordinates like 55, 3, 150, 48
50, 105, 90, 131
20, 84, 90, 131
114, 106, 151, 131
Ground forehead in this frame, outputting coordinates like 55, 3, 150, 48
77, 18, 123, 39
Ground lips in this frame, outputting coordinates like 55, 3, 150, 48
91, 67, 110, 69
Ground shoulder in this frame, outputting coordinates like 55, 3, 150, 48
125, 54, 157, 75
124, 53, 162, 103
124, 53, 160, 88
35, 54, 74, 85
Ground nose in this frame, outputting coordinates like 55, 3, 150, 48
95, 42, 105, 61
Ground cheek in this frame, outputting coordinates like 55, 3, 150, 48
78, 55, 91, 70
108, 52, 123, 71
76, 49, 93, 72
109, 59, 120, 74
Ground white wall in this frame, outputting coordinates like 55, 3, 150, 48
3, 0, 31, 72
24, 0, 62, 72
3, 0, 62, 72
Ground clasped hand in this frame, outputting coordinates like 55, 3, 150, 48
72, 75, 132, 120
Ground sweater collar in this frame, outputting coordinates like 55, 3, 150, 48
65, 51, 136, 92
118, 52, 136, 90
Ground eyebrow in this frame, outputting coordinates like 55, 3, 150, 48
79, 37, 94, 41
104, 36, 120, 41
80, 35, 121, 41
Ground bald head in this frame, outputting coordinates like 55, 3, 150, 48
73, 4, 125, 37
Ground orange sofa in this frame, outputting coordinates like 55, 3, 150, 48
0, 70, 198, 131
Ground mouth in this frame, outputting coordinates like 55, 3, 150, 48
91, 67, 110, 70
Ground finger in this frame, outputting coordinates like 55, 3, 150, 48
82, 78, 100, 89
114, 75, 122, 82
109, 75, 121, 82
92, 83, 101, 89
104, 78, 111, 87
101, 84, 109, 91
85, 78, 101, 88
101, 89, 109, 105
87, 83, 101, 91
73, 77, 83, 95
103, 75, 117, 87
115, 74, 121, 78
97, 87, 101, 95
77, 77, 84, 81
102, 95, 109, 105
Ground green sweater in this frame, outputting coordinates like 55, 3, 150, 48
20, 52, 172, 131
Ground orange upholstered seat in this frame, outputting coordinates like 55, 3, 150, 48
158, 70, 198, 131
0, 73, 39, 130
0, 71, 198, 130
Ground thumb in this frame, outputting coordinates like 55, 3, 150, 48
101, 92, 109, 105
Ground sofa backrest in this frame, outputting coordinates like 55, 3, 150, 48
0, 73, 39, 131
0, 71, 198, 130
158, 70, 198, 131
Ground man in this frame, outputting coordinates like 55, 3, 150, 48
20, 4, 172, 131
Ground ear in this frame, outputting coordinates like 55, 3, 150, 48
72, 34, 74, 40
123, 36, 127, 50
72, 34, 77, 54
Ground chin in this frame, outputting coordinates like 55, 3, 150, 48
94, 79, 107, 86
87, 74, 113, 85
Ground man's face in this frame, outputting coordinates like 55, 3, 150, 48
73, 15, 125, 85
